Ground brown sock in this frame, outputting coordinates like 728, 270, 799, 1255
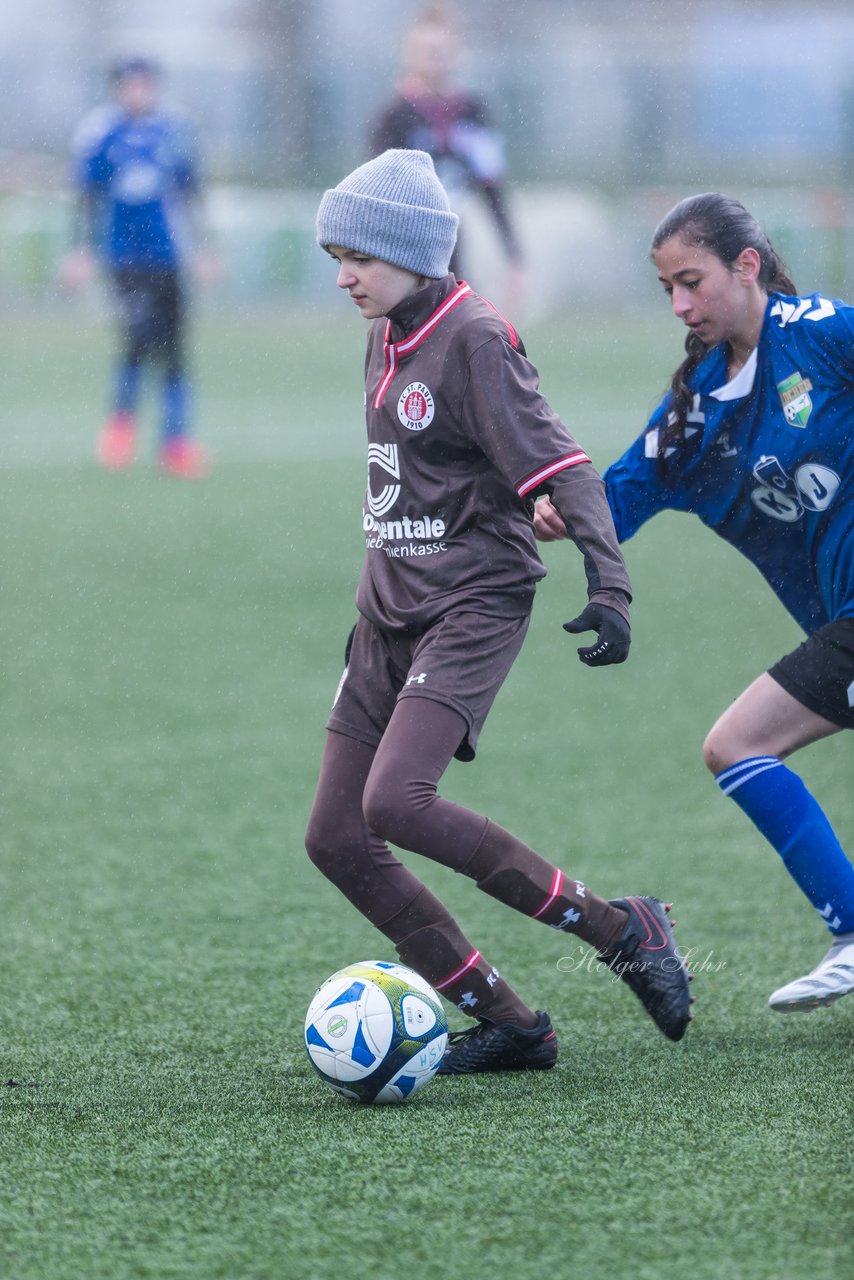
464, 820, 627, 951
382, 889, 540, 1029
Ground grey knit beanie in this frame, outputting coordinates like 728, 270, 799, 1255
316, 149, 459, 278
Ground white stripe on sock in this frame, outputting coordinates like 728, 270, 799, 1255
717, 757, 782, 796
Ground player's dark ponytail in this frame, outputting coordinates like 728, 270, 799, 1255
651, 193, 796, 474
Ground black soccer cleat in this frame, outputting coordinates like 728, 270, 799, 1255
598, 896, 692, 1042
437, 1010, 558, 1075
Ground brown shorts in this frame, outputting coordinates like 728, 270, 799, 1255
768, 617, 854, 729
327, 610, 531, 761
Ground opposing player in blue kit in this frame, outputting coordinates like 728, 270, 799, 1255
536, 192, 854, 1011
59, 56, 213, 478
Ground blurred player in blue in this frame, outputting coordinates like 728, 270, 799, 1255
536, 192, 854, 1013
59, 56, 214, 478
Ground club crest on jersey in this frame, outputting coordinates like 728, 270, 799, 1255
777, 371, 813, 428
397, 382, 435, 431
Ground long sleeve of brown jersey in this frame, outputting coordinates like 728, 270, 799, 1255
548, 466, 632, 623
463, 334, 632, 623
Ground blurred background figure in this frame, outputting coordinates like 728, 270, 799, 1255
369, 1, 524, 310
58, 55, 218, 479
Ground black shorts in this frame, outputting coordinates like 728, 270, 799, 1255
111, 265, 186, 366
769, 617, 854, 729
327, 610, 530, 761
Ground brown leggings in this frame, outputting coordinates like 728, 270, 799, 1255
305, 698, 487, 929
305, 696, 625, 1021
304, 696, 622, 946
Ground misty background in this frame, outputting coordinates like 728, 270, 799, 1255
4, 0, 854, 312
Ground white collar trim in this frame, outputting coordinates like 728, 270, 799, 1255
709, 346, 757, 401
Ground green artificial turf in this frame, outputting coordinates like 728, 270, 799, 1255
1, 301, 851, 1280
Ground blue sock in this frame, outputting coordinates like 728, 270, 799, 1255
716, 757, 854, 934
163, 373, 190, 440
115, 359, 141, 415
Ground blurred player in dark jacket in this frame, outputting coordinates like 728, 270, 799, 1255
370, 3, 523, 305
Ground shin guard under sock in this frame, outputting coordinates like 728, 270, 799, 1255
717, 756, 854, 934
382, 889, 539, 1027
464, 820, 626, 950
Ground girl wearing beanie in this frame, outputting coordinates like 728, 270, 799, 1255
305, 149, 693, 1074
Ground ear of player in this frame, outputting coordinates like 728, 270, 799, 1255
563, 602, 631, 666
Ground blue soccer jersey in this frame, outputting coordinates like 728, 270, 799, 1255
605, 292, 854, 635
71, 104, 199, 267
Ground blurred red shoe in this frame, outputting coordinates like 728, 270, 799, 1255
158, 438, 212, 479
97, 412, 136, 469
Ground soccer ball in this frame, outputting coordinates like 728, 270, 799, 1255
304, 960, 448, 1104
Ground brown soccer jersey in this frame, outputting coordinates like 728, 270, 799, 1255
356, 274, 630, 633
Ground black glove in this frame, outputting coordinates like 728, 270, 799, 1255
563, 603, 631, 667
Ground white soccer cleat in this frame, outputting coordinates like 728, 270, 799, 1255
768, 933, 854, 1012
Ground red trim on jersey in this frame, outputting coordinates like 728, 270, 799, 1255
373, 281, 473, 409
532, 868, 564, 920
374, 326, 398, 409
434, 948, 481, 991
482, 295, 519, 348
517, 451, 591, 498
